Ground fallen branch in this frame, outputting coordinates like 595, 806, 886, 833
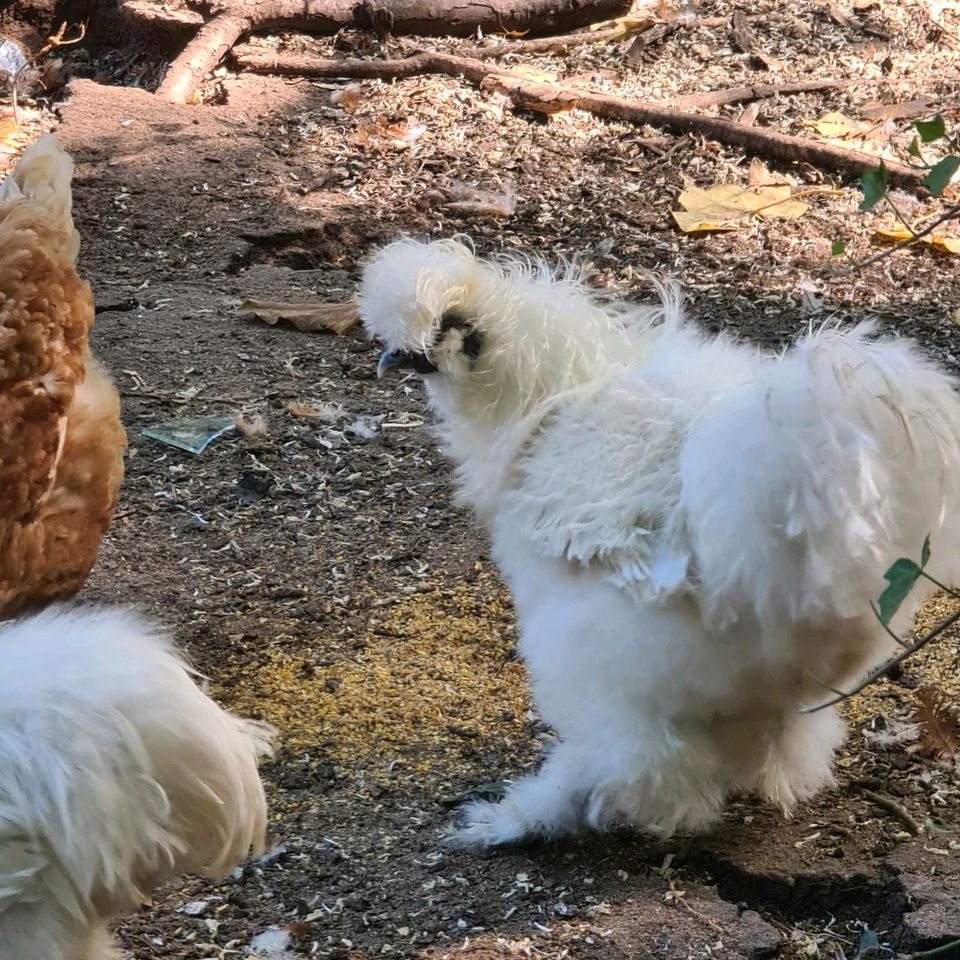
667, 79, 856, 110
833, 199, 960, 275
857, 787, 924, 836
463, 18, 653, 59
155, 0, 633, 102
157, 13, 253, 103
233, 47, 930, 191
801, 605, 960, 713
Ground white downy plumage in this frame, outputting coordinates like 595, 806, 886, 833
0, 606, 274, 960
361, 237, 960, 846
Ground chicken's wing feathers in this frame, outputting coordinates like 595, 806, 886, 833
680, 324, 960, 628
0, 133, 79, 261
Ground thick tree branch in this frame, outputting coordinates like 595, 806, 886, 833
233, 47, 930, 192
155, 0, 633, 102
157, 13, 252, 102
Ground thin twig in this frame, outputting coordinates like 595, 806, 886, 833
920, 570, 960, 602
462, 18, 653, 58
9, 20, 85, 128
870, 602, 913, 650
832, 200, 960, 276
748, 187, 843, 216
667, 881, 727, 935
801, 607, 960, 713
857, 787, 924, 836
883, 193, 918, 237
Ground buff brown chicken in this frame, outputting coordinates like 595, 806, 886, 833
0, 133, 124, 618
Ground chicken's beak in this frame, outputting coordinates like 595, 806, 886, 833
377, 349, 439, 378
377, 350, 406, 378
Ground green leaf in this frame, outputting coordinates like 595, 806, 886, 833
876, 557, 923, 625
908, 136, 922, 158
831, 239, 846, 256
916, 115, 947, 143
922, 155, 960, 197
859, 161, 888, 211
922, 534, 932, 569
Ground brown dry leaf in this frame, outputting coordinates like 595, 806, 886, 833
287, 401, 322, 419
914, 686, 960, 760
860, 98, 932, 121
482, 76, 579, 115
828, 3, 862, 28
874, 226, 960, 255
350, 117, 426, 151
812, 111, 889, 151
565, 68, 618, 87
672, 183, 809, 233
238, 299, 360, 335
751, 50, 785, 71
739, 102, 762, 128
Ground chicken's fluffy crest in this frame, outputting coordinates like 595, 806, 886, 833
361, 236, 685, 415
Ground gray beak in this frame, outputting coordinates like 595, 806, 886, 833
377, 350, 405, 378
377, 349, 439, 378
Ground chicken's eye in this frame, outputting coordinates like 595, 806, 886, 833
438, 310, 483, 365
439, 309, 471, 333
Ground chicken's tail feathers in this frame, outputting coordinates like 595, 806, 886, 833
0, 133, 79, 261
679, 323, 960, 628
0, 606, 274, 925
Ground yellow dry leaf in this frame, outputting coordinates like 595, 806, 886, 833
590, 15, 655, 38
509, 64, 560, 83
672, 183, 809, 233
875, 227, 960, 256
814, 111, 855, 138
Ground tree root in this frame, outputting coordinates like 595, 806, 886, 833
232, 46, 928, 192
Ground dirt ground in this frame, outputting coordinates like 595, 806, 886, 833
7, 0, 960, 956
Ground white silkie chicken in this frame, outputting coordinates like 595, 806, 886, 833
361, 237, 960, 846
0, 606, 274, 960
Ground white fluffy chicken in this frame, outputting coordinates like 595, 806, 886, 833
0, 606, 274, 960
362, 237, 960, 846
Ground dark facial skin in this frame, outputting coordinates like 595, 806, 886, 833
377, 311, 483, 377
